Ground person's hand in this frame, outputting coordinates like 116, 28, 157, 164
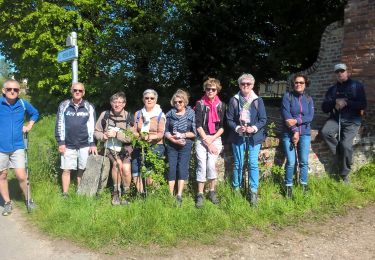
246, 126, 255, 134
203, 136, 214, 146
58, 144, 66, 154
285, 119, 297, 127
292, 132, 300, 145
107, 129, 116, 138
103, 133, 109, 140
240, 125, 247, 133
208, 143, 219, 155
89, 146, 98, 155
23, 124, 33, 133
335, 98, 347, 110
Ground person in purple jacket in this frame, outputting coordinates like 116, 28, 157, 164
281, 74, 314, 198
0, 79, 39, 216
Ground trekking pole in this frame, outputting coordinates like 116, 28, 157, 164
293, 142, 300, 186
141, 144, 147, 196
337, 111, 341, 176
111, 138, 122, 199
23, 132, 31, 213
241, 121, 248, 195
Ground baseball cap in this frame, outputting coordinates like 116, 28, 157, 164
334, 63, 347, 72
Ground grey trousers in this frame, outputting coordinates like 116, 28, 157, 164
321, 118, 360, 176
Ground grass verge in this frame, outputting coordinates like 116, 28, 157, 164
19, 116, 375, 249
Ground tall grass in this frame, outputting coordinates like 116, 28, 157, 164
24, 116, 375, 249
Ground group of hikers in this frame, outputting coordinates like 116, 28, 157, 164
0, 63, 367, 216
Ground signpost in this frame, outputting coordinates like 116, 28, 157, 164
57, 32, 78, 83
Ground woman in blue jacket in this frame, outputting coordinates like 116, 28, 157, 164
281, 74, 314, 198
226, 73, 267, 206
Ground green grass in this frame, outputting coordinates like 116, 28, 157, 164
20, 116, 375, 249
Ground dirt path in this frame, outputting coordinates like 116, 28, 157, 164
1, 204, 375, 259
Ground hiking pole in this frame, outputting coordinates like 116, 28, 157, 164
23, 132, 31, 213
241, 121, 248, 195
337, 111, 341, 176
293, 142, 300, 186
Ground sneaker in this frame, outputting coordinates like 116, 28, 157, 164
195, 193, 204, 208
176, 195, 182, 207
111, 191, 121, 206
26, 199, 36, 213
208, 191, 219, 205
2, 201, 12, 216
342, 175, 350, 185
120, 198, 130, 206
61, 192, 69, 199
286, 186, 293, 199
249, 192, 258, 206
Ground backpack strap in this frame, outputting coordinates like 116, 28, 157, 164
19, 98, 26, 111
101, 110, 110, 130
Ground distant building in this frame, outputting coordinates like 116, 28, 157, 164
258, 81, 287, 97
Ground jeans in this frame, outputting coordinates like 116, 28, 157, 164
321, 118, 360, 176
232, 140, 261, 193
166, 141, 193, 181
282, 133, 311, 186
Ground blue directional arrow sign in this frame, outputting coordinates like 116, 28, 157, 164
57, 46, 78, 63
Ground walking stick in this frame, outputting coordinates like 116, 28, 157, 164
23, 132, 31, 213
293, 142, 300, 186
337, 111, 341, 176
241, 121, 249, 195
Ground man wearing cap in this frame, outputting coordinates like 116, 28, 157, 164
321, 63, 367, 183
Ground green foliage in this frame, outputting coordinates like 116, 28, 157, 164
0, 0, 346, 112
267, 121, 277, 138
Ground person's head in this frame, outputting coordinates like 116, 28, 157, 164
237, 73, 255, 96
203, 78, 221, 100
334, 63, 349, 83
292, 74, 309, 94
2, 79, 21, 102
110, 92, 126, 114
70, 82, 85, 102
143, 89, 158, 110
170, 89, 189, 111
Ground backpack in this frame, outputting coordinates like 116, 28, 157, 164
196, 99, 224, 128
101, 110, 134, 130
134, 110, 164, 132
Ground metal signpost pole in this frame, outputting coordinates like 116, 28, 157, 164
58, 32, 79, 83
69, 32, 78, 83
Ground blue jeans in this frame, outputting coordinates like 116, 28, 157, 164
232, 141, 261, 193
166, 141, 193, 181
282, 133, 311, 186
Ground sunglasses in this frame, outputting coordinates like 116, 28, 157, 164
5, 88, 20, 93
144, 97, 155, 100
335, 69, 346, 74
294, 81, 305, 85
73, 89, 84, 93
205, 88, 217, 92
240, 82, 252, 86
174, 100, 183, 105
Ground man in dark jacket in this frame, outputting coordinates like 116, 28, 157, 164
55, 82, 97, 197
321, 63, 367, 183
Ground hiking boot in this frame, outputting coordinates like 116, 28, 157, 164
249, 192, 258, 206
111, 191, 121, 206
286, 186, 293, 199
2, 201, 12, 216
176, 195, 182, 207
26, 199, 36, 213
195, 193, 204, 208
208, 191, 219, 205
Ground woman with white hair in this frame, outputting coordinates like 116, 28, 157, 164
131, 89, 166, 195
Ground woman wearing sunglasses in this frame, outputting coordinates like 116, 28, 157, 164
131, 89, 166, 195
194, 78, 225, 208
226, 73, 267, 206
165, 89, 196, 205
281, 74, 314, 199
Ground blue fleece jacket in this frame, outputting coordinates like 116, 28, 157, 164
226, 94, 267, 145
281, 91, 314, 136
0, 97, 39, 152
